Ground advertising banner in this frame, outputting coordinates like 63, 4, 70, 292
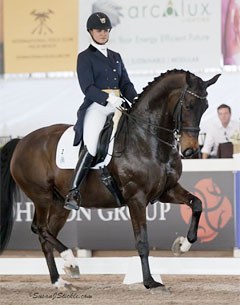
7, 172, 235, 251
0, 0, 3, 74
79, 0, 222, 72
222, 0, 240, 66
236, 171, 240, 248
3, 0, 78, 73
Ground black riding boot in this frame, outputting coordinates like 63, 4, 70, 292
64, 147, 93, 210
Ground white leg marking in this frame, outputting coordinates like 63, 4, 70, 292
180, 237, 192, 252
60, 249, 77, 268
53, 277, 70, 289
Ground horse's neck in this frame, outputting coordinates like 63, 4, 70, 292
132, 76, 184, 127
126, 85, 177, 150
132, 92, 172, 128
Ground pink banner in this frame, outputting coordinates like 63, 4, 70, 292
222, 0, 240, 65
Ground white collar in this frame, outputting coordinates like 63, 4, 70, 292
91, 40, 108, 57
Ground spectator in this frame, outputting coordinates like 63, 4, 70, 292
201, 104, 239, 158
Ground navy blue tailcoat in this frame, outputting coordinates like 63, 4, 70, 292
73, 44, 137, 145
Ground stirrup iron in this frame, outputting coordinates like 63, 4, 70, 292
64, 189, 81, 210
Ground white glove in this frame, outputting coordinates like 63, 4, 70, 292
107, 94, 124, 108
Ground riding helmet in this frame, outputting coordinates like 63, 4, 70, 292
86, 12, 112, 31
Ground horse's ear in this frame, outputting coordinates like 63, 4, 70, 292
204, 74, 221, 88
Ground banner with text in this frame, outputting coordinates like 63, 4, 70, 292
79, 0, 222, 72
3, 0, 78, 73
7, 172, 234, 250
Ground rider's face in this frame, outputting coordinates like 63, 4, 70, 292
90, 29, 110, 45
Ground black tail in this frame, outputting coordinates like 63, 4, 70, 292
0, 138, 21, 253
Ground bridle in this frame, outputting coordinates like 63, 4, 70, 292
172, 85, 208, 141
120, 85, 208, 150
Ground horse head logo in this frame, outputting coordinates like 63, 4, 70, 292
30, 9, 54, 35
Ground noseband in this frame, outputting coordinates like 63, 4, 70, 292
172, 85, 208, 140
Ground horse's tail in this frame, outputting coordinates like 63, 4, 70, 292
0, 138, 20, 253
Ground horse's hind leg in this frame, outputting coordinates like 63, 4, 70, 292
34, 202, 79, 289
47, 203, 80, 280
34, 208, 63, 287
160, 182, 202, 255
128, 197, 164, 289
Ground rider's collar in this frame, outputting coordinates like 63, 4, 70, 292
91, 40, 108, 57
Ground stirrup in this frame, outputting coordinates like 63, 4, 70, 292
64, 189, 81, 211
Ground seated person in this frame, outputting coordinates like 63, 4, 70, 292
201, 104, 239, 158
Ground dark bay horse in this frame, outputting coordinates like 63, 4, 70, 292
0, 69, 220, 290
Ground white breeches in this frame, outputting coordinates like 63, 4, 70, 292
83, 102, 115, 156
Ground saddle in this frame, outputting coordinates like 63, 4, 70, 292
92, 113, 114, 166
80, 112, 124, 207
56, 111, 124, 206
56, 110, 122, 169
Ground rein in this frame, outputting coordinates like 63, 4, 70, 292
119, 109, 177, 149
119, 85, 208, 149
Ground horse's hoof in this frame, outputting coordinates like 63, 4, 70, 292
63, 265, 80, 278
144, 279, 164, 289
150, 286, 171, 295
54, 277, 78, 290
171, 236, 185, 256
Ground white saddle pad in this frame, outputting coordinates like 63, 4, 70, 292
56, 110, 122, 169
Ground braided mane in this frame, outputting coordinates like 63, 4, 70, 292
137, 69, 192, 100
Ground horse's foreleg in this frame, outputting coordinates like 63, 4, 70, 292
128, 199, 164, 289
160, 183, 202, 255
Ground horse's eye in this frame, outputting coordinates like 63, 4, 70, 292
185, 102, 194, 110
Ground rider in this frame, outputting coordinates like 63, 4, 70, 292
64, 12, 138, 210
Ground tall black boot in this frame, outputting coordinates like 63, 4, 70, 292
64, 146, 93, 210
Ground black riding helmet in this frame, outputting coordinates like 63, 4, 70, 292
87, 12, 112, 31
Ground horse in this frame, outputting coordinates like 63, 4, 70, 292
0, 69, 220, 291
